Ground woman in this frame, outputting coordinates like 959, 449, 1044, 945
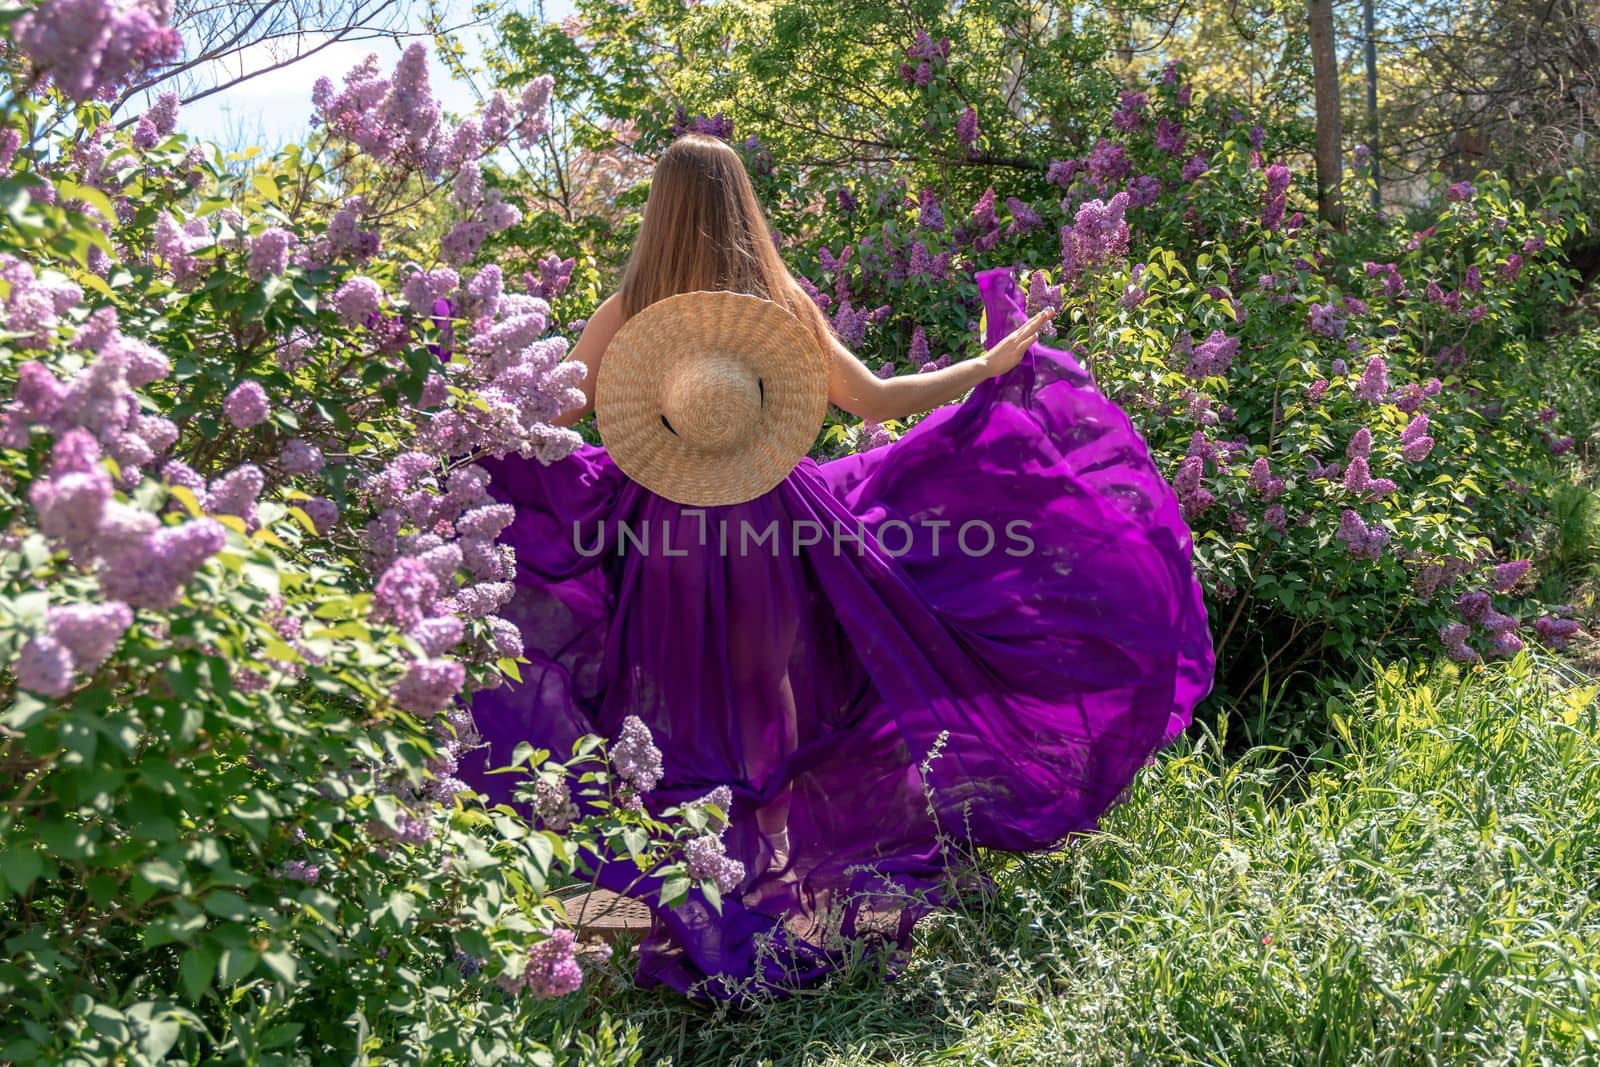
459, 133, 1215, 1002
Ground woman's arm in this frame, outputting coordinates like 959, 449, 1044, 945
824, 307, 1057, 424
551, 292, 625, 427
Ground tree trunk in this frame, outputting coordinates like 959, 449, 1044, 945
1307, 0, 1345, 229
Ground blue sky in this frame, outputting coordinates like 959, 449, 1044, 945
165, 0, 575, 150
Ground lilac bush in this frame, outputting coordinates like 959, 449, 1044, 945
0, 11, 750, 1060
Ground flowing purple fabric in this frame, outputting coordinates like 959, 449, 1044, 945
457, 266, 1216, 1002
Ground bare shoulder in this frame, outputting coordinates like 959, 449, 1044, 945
571, 292, 625, 365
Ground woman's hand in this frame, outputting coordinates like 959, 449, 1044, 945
977, 307, 1057, 379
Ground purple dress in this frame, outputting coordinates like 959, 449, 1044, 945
457, 266, 1216, 1001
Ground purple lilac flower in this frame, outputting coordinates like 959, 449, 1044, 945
836, 187, 857, 214
1263, 164, 1291, 229
1498, 255, 1523, 283
1172, 456, 1214, 519
46, 601, 132, 673
1454, 590, 1492, 623
222, 380, 270, 428
1154, 117, 1187, 155
1125, 174, 1161, 208
402, 268, 460, 311
1004, 196, 1043, 237
1355, 357, 1388, 402
917, 187, 945, 231
1491, 560, 1531, 592
1248, 458, 1285, 500
17, 634, 76, 696
1445, 181, 1474, 202
278, 438, 325, 476
392, 657, 465, 716
1111, 90, 1147, 131
1181, 153, 1208, 182
14, 0, 182, 103
1184, 330, 1238, 379
532, 776, 576, 830
1335, 509, 1389, 559
373, 556, 442, 629
956, 106, 979, 154
1308, 302, 1346, 339
499, 929, 585, 999
333, 276, 383, 326
685, 834, 746, 894
277, 860, 321, 885
247, 229, 296, 281
1086, 141, 1130, 189
610, 714, 664, 793
1046, 159, 1080, 188
0, 129, 21, 171
1534, 616, 1581, 650
98, 518, 227, 609
205, 463, 264, 525
1060, 192, 1132, 283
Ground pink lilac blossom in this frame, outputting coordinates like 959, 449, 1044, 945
499, 928, 585, 999
1183, 330, 1238, 379
685, 834, 746, 893
956, 106, 979, 155
1355, 357, 1389, 402
1154, 117, 1187, 155
392, 657, 465, 716
98, 519, 228, 609
222, 380, 270, 428
1335, 509, 1389, 559
16, 634, 75, 696
1247, 458, 1285, 500
373, 556, 443, 628
611, 714, 664, 793
1086, 141, 1130, 189
1534, 616, 1581, 650
333, 276, 384, 326
1263, 164, 1290, 229
14, 0, 182, 103
1491, 560, 1531, 592
46, 601, 132, 672
247, 229, 296, 281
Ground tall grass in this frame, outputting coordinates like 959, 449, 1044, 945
544, 653, 1600, 1066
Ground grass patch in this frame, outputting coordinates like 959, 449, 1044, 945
546, 653, 1600, 1066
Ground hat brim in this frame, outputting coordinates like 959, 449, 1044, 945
595, 290, 829, 507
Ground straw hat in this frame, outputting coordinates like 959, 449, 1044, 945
594, 290, 829, 506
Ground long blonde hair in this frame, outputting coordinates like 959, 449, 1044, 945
619, 133, 836, 352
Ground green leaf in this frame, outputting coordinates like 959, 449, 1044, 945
218, 947, 259, 985
0, 848, 44, 896
137, 860, 184, 892
180, 944, 217, 1001
260, 949, 297, 986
